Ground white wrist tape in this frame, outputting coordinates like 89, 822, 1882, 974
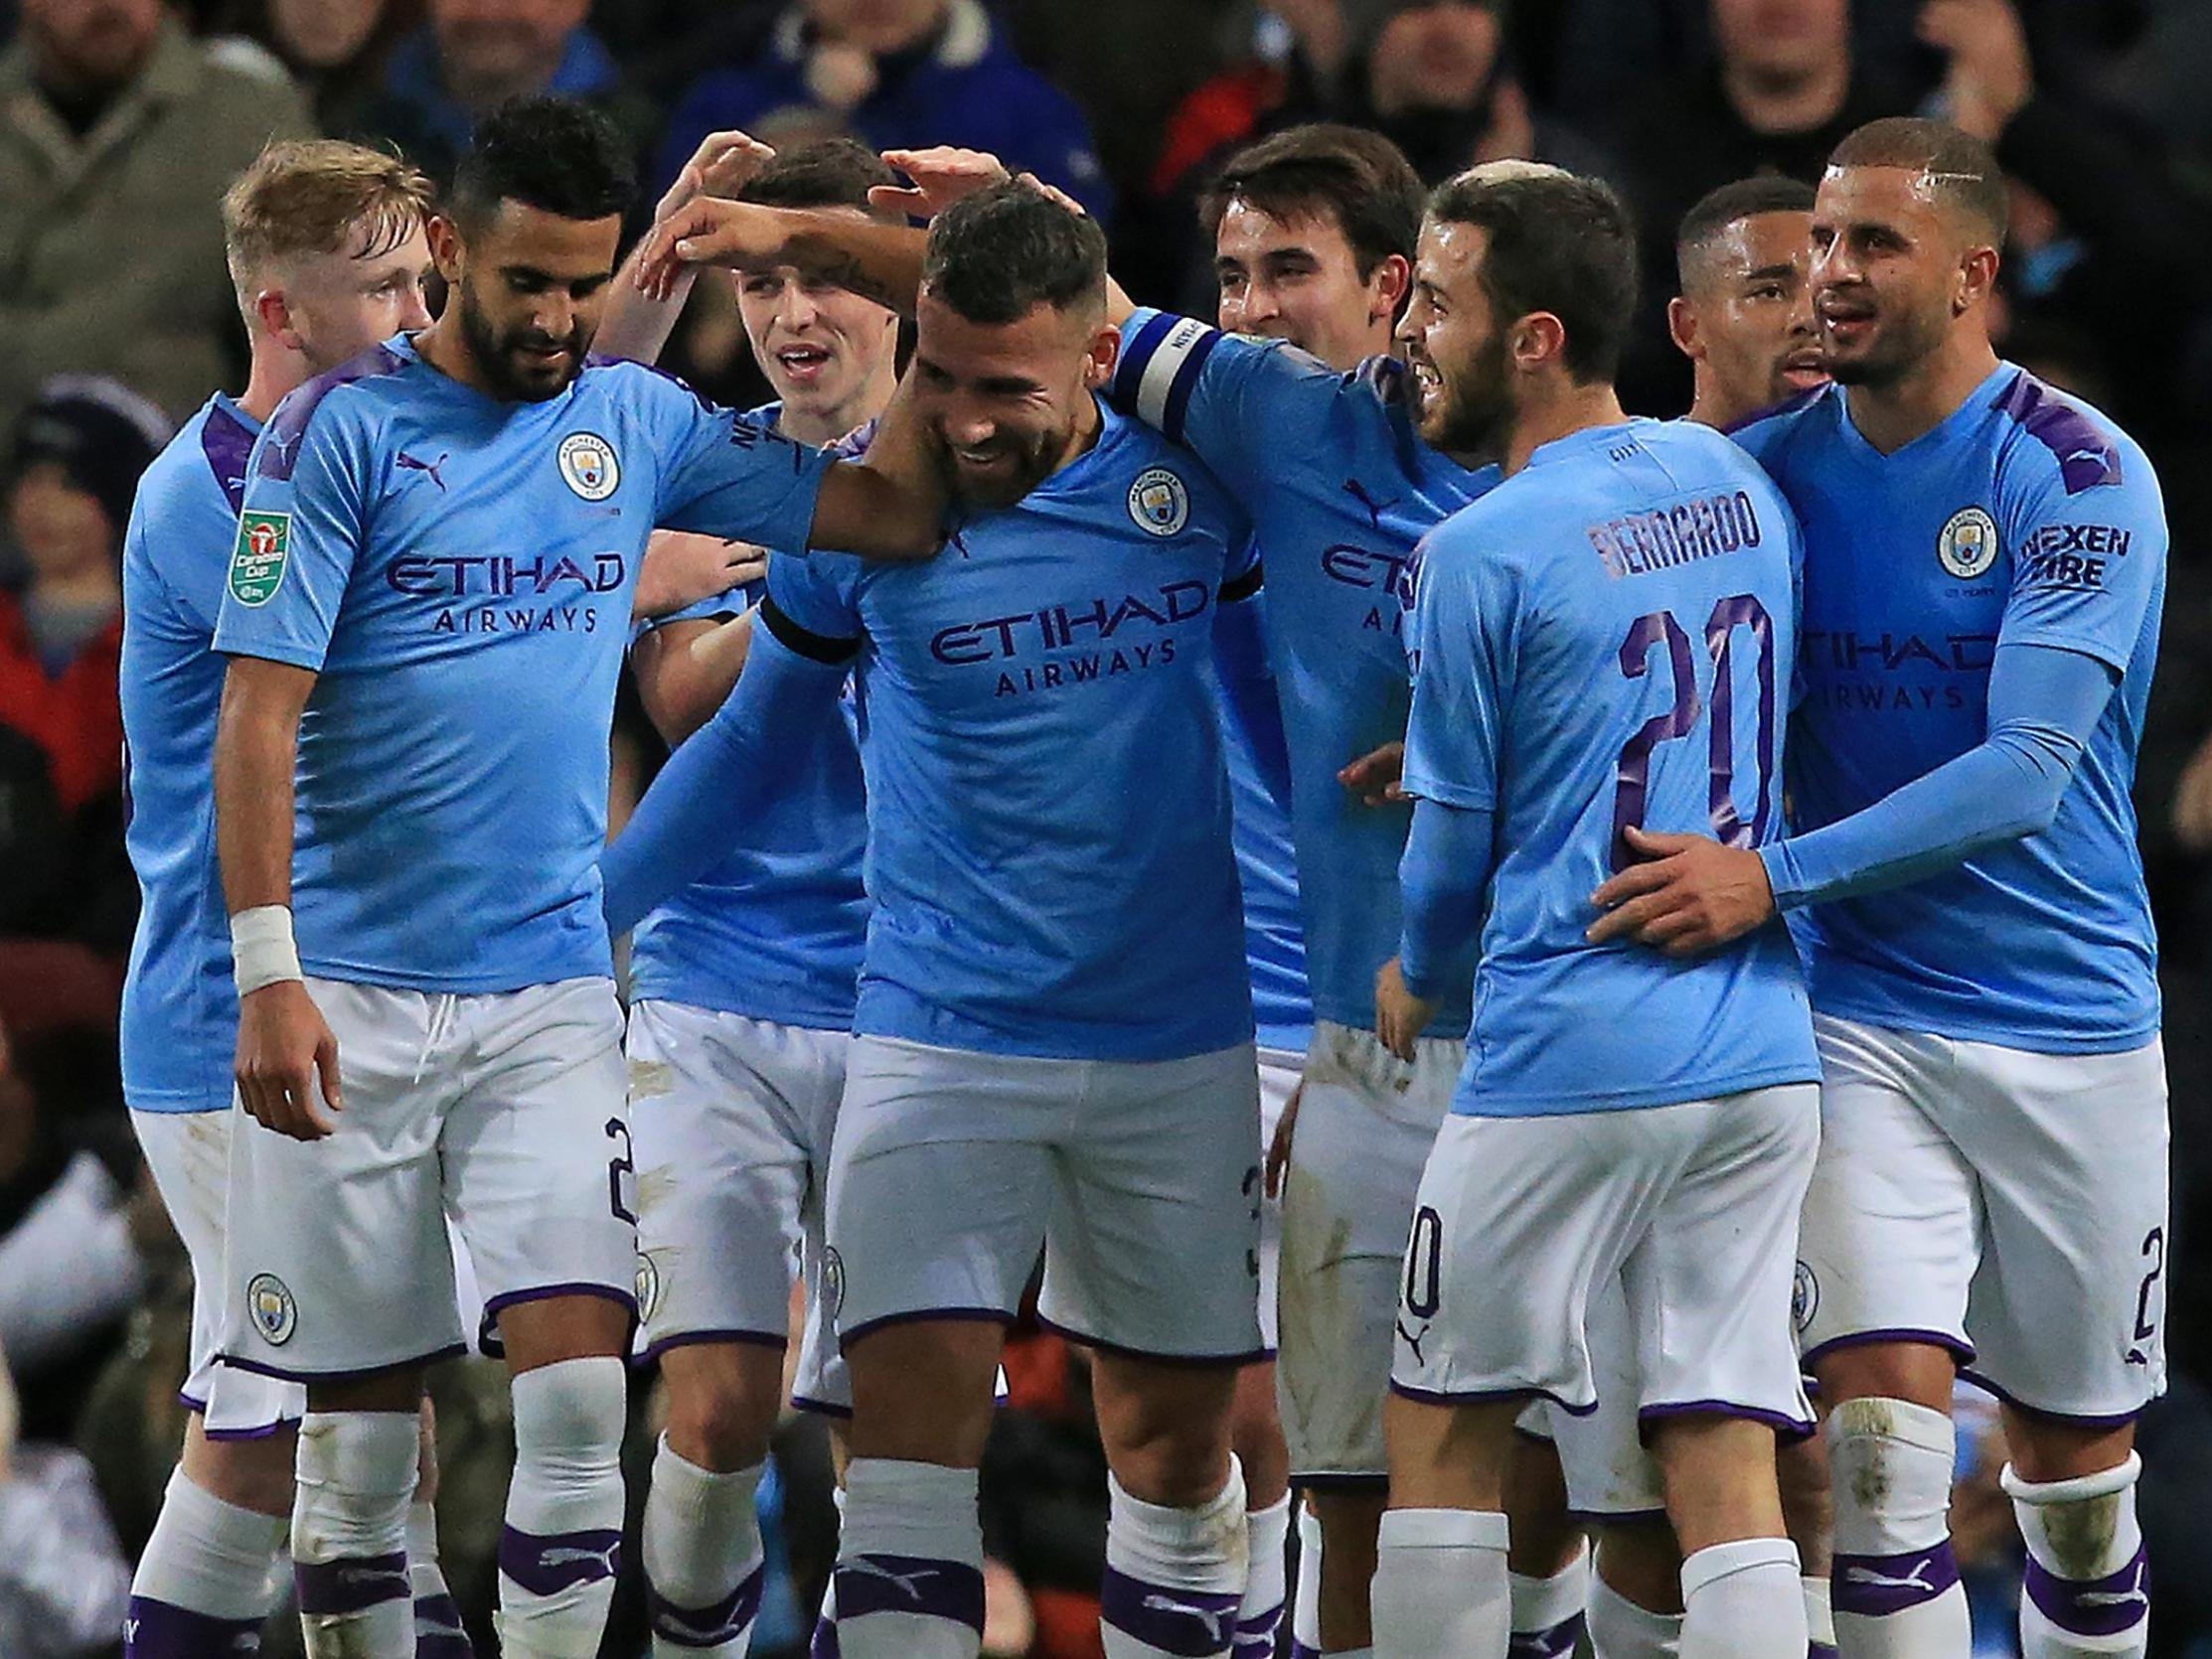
231, 906, 303, 996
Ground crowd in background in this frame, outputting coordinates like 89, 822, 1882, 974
0, 0, 2206, 1653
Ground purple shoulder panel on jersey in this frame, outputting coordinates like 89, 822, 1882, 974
1721, 381, 1828, 437
256, 344, 409, 482
201, 400, 258, 514
1996, 370, 2124, 496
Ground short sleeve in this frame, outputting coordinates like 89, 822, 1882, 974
644, 372, 833, 551
1110, 309, 1343, 500
212, 398, 368, 672
1998, 441, 2166, 675
1402, 526, 1516, 813
761, 546, 864, 662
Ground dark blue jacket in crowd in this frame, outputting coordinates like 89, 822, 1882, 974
656, 0, 1113, 224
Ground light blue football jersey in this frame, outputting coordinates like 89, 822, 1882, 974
1734, 366, 2164, 1052
213, 337, 831, 993
1204, 581, 1313, 1055
763, 398, 1256, 1061
627, 402, 868, 1030
120, 393, 262, 1113
1405, 418, 1817, 1117
1113, 310, 1495, 1038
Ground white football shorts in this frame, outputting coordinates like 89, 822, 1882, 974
1276, 1019, 1459, 1482
1254, 1045, 1302, 1357
1515, 1273, 1668, 1520
625, 999, 851, 1412
1393, 1085, 1819, 1438
826, 1036, 1263, 1363
1797, 1015, 2168, 1423
219, 977, 636, 1380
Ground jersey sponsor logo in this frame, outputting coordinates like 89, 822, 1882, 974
1589, 492, 1763, 580
2018, 525, 2124, 592
388, 553, 627, 598
246, 1272, 297, 1345
1792, 1261, 1818, 1334
557, 431, 621, 501
1937, 506, 1999, 580
1127, 467, 1189, 536
396, 450, 451, 491
229, 511, 292, 606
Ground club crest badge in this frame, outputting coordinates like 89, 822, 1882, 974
1937, 506, 1999, 580
1792, 1261, 1818, 1334
1127, 467, 1189, 537
246, 1272, 297, 1345
558, 432, 621, 501
635, 1253, 662, 1322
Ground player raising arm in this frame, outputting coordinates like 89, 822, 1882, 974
1594, 118, 2169, 1659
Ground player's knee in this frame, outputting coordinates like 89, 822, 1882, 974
1814, 1341, 1955, 1415
184, 1417, 299, 1516
1825, 1396, 1957, 1554
2001, 1411, 2135, 1488
662, 1370, 779, 1471
1593, 1516, 1686, 1616
1094, 1360, 1236, 1506
511, 1355, 628, 1482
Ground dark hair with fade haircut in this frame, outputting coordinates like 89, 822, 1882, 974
1827, 117, 2009, 243
1197, 123, 1426, 278
1427, 167, 1639, 384
921, 179, 1108, 326
739, 137, 902, 223
1675, 175, 1817, 290
449, 95, 635, 230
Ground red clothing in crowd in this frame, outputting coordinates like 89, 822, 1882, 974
0, 592, 122, 813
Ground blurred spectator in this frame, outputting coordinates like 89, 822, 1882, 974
351, 0, 658, 188
202, 0, 424, 132
0, 377, 166, 819
0, 0, 311, 428
1601, 0, 1912, 411
0, 1338, 133, 1658
657, 0, 1113, 221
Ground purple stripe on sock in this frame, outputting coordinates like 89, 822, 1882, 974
297, 1550, 411, 1615
1508, 1611, 1587, 1657
1809, 1643, 1839, 1658
810, 1611, 842, 1658
648, 1564, 766, 1648
1233, 1599, 1286, 1656
415, 1590, 475, 1657
1101, 1567, 1244, 1658
498, 1525, 623, 1597
2025, 1546, 2149, 1639
1290, 1643, 1321, 1659
123, 1596, 265, 1657
834, 1554, 986, 1631
1831, 1543, 1961, 1618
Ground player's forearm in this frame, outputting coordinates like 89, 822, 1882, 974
213, 659, 313, 916
594, 249, 696, 366
635, 614, 755, 746
1763, 642, 2114, 909
815, 372, 946, 558
773, 210, 927, 317
1398, 798, 1494, 999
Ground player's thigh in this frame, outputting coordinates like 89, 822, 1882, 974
1039, 1044, 1263, 1364
442, 979, 636, 1353
1797, 1017, 1979, 1371
1253, 1044, 1302, 1356
133, 1108, 305, 1436
628, 1001, 834, 1356
222, 979, 464, 1379
1952, 1036, 2168, 1424
1276, 1021, 1456, 1479
1628, 1084, 1818, 1435
825, 1037, 1058, 1343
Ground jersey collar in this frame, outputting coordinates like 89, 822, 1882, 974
1831, 361, 2013, 467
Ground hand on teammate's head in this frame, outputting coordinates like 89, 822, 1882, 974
871, 148, 1014, 221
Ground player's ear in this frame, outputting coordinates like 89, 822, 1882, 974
1372, 252, 1413, 325
1666, 295, 1702, 363
1081, 317, 1120, 390
426, 214, 467, 286
1955, 242, 2000, 318
1512, 311, 1567, 374
255, 287, 303, 354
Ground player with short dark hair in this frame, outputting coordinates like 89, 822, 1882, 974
209, 96, 940, 1659
1670, 177, 1825, 429
608, 178, 1271, 1659
1371, 164, 1820, 1658
1593, 116, 2169, 1659
621, 135, 908, 1658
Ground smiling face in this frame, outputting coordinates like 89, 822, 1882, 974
1811, 164, 1992, 388
910, 291, 1111, 509
1214, 198, 1400, 371
277, 217, 436, 376
1677, 208, 1825, 420
736, 208, 900, 433
433, 199, 621, 401
1397, 217, 1514, 458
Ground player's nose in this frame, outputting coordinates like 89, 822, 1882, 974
398, 284, 433, 333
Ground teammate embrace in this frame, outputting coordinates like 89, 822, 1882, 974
118, 86, 2165, 1659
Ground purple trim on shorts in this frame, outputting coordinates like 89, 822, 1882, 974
1831, 1542, 1961, 1618
1959, 1368, 2146, 1430
499, 1524, 624, 1597
638, 1326, 788, 1367
837, 1306, 1014, 1350
648, 1563, 766, 1648
296, 1551, 411, 1614
834, 1553, 986, 1629
480, 1282, 638, 1356
215, 1341, 467, 1385
1032, 1311, 1268, 1370
1640, 1399, 1817, 1441
177, 1388, 301, 1439
1100, 1567, 1243, 1657
1389, 1380, 1598, 1417
1801, 1328, 1973, 1370
2024, 1546, 2149, 1638
790, 1392, 856, 1420
1292, 1471, 1388, 1492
